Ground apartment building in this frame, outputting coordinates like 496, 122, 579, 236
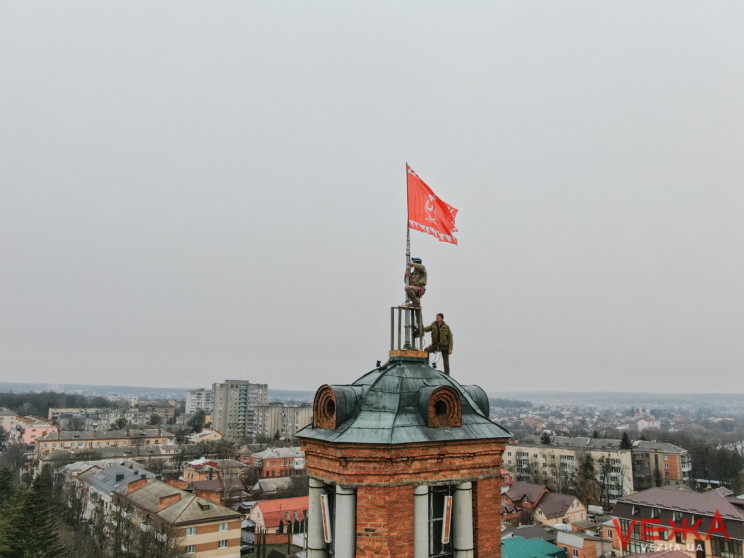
48, 407, 106, 422
13, 416, 56, 446
35, 428, 174, 459
254, 403, 313, 440
504, 437, 633, 500
139, 401, 177, 421
41, 444, 180, 472
631, 440, 692, 490
56, 461, 240, 556
243, 447, 305, 478
49, 407, 163, 430
212, 380, 268, 441
607, 486, 744, 558
186, 389, 214, 414
116, 477, 242, 557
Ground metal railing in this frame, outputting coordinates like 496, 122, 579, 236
390, 305, 425, 352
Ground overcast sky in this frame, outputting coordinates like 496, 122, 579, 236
1, 2, 742, 394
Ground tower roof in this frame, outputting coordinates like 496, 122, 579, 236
296, 356, 512, 445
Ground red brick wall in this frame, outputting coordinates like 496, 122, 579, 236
301, 439, 505, 486
158, 492, 182, 510
165, 478, 188, 490
474, 477, 501, 558
356, 485, 414, 557
301, 437, 506, 557
127, 478, 148, 493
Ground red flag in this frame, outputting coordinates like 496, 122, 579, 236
407, 164, 458, 245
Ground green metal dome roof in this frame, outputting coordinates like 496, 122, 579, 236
296, 356, 512, 445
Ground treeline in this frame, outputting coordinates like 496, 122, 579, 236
489, 397, 533, 408
658, 431, 744, 493
0, 391, 118, 418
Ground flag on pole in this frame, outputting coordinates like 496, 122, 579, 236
407, 164, 459, 245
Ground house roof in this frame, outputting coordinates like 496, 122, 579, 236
503, 525, 557, 541
616, 487, 744, 520
42, 445, 176, 461
251, 447, 304, 460
506, 482, 548, 504
186, 457, 218, 468
78, 464, 157, 497
254, 477, 292, 493
297, 357, 511, 445
631, 441, 687, 454
118, 478, 240, 525
193, 478, 244, 492
254, 496, 309, 528
502, 536, 567, 558
520, 436, 626, 451
537, 493, 580, 519
556, 531, 602, 548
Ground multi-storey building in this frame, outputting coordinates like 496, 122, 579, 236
35, 428, 175, 460
57, 461, 241, 556
48, 407, 106, 423
49, 407, 163, 430
254, 403, 313, 440
212, 380, 268, 441
631, 440, 692, 490
504, 437, 634, 501
13, 416, 57, 446
118, 476, 242, 557
243, 447, 305, 478
186, 389, 214, 414
139, 401, 176, 422
607, 486, 744, 557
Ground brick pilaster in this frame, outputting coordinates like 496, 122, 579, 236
473, 476, 501, 558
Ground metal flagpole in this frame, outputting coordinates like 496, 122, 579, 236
404, 163, 412, 349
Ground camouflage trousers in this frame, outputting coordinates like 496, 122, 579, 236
404, 284, 426, 307
425, 345, 450, 376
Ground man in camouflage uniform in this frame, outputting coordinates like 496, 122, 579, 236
404, 257, 427, 334
404, 257, 427, 307
424, 313, 453, 376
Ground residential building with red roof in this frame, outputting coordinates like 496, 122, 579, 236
608, 486, 744, 558
249, 496, 309, 534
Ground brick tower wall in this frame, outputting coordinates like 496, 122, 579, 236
473, 476, 501, 558
301, 437, 506, 558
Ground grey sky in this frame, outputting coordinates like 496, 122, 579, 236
1, 2, 742, 393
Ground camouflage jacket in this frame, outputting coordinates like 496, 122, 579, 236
407, 262, 427, 286
424, 321, 453, 350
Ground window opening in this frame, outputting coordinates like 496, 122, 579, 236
429, 485, 454, 558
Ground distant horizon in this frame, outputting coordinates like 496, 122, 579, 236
1, 381, 743, 398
